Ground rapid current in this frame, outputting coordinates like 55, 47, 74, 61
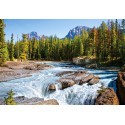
0, 62, 118, 105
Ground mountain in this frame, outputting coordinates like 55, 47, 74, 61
27, 31, 47, 40
65, 26, 91, 39
28, 31, 40, 40
28, 26, 91, 40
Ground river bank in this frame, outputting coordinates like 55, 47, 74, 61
0, 61, 53, 82
0, 61, 120, 105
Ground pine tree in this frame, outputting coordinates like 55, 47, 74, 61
36, 40, 41, 60
28, 39, 32, 59
15, 40, 19, 59
32, 38, 37, 59
4, 89, 16, 105
0, 19, 8, 65
19, 34, 28, 61
79, 39, 83, 56
120, 19, 125, 63
110, 20, 117, 60
10, 33, 14, 61
121, 19, 125, 31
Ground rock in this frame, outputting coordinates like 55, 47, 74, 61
88, 76, 100, 85
36, 63, 52, 70
116, 72, 125, 104
58, 79, 75, 89
122, 74, 125, 80
24, 63, 52, 70
56, 71, 74, 76
24, 65, 36, 70
16, 96, 25, 100
0, 97, 59, 105
79, 74, 94, 85
49, 71, 89, 90
48, 84, 56, 91
85, 63, 97, 69
95, 88, 119, 105
36, 99, 59, 105
73, 56, 96, 65
74, 71, 88, 83
65, 71, 88, 80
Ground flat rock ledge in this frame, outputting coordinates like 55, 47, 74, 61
0, 61, 53, 82
35, 99, 59, 105
0, 96, 59, 105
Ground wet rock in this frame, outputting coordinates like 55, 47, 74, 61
36, 99, 59, 105
74, 72, 88, 84
48, 84, 56, 91
36, 63, 52, 70
122, 74, 125, 80
58, 79, 75, 89
56, 71, 75, 77
85, 63, 98, 69
88, 76, 100, 85
65, 71, 88, 81
79, 74, 94, 85
16, 96, 25, 100
116, 72, 125, 104
24, 65, 36, 70
95, 88, 119, 105
24, 63, 52, 70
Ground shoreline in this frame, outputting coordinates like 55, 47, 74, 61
0, 61, 53, 82
0, 60, 120, 82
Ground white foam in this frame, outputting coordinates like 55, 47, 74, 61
0, 61, 117, 105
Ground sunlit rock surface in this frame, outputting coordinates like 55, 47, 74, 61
117, 72, 125, 104
95, 88, 119, 105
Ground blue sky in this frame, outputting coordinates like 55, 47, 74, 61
4, 19, 120, 41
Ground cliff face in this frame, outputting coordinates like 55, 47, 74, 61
116, 72, 125, 104
95, 88, 119, 105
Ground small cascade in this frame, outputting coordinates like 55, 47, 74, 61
55, 83, 62, 90
0, 61, 118, 105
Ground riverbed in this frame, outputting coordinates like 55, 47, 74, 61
0, 61, 118, 105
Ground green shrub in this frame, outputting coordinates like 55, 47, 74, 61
97, 86, 107, 94
4, 89, 16, 105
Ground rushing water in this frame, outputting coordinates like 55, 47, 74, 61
0, 61, 118, 105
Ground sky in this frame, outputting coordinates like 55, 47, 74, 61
4, 19, 120, 41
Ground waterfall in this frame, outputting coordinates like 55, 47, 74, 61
0, 61, 117, 105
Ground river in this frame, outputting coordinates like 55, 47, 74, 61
0, 61, 118, 105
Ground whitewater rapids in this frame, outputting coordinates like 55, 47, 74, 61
0, 62, 117, 105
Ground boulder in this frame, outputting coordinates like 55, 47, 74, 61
58, 79, 75, 89
79, 74, 94, 85
116, 72, 125, 104
36, 63, 52, 70
56, 71, 74, 76
65, 71, 88, 80
88, 76, 100, 85
36, 99, 59, 105
73, 56, 96, 65
24, 65, 36, 70
85, 63, 98, 69
24, 63, 52, 70
74, 71, 88, 84
48, 84, 56, 91
95, 88, 119, 105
